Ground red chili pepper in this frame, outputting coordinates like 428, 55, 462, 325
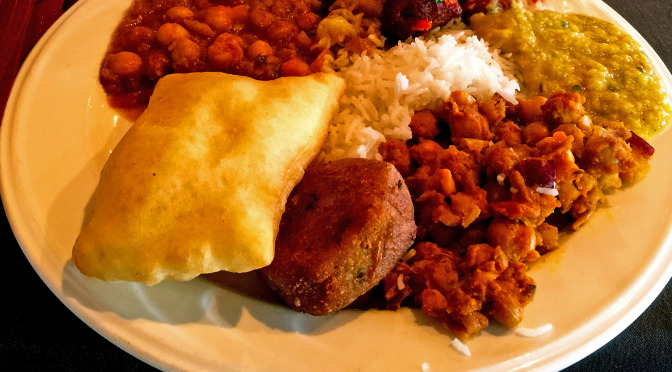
627, 131, 655, 157
411, 19, 432, 31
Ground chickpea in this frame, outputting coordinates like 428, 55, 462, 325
293, 31, 312, 49
491, 295, 523, 328
246, 40, 274, 61
442, 92, 491, 141
164, 7, 194, 24
156, 23, 190, 48
268, 20, 298, 42
296, 12, 319, 31
207, 33, 244, 71
305, 0, 322, 12
193, 0, 215, 10
291, 0, 312, 15
280, 58, 311, 77
486, 218, 537, 262
250, 9, 275, 30
106, 51, 143, 78
198, 6, 234, 33
517, 95, 547, 124
230, 4, 250, 21
118, 26, 154, 52
276, 48, 298, 61
170, 37, 202, 72
183, 19, 216, 38
270, 0, 292, 18
449, 90, 476, 106
542, 91, 585, 126
409, 110, 440, 139
243, 55, 281, 80
522, 121, 550, 147
144, 51, 171, 81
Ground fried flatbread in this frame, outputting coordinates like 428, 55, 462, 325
72, 72, 345, 285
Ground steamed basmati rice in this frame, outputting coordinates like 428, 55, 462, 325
515, 323, 554, 337
320, 24, 520, 161
451, 337, 472, 356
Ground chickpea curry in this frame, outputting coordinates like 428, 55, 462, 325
380, 90, 653, 338
100, 0, 330, 119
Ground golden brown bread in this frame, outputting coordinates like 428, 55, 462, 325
72, 72, 345, 285
260, 158, 416, 315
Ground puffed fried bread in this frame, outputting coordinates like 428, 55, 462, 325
72, 72, 345, 285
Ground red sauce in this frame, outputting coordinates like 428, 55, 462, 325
100, 0, 328, 119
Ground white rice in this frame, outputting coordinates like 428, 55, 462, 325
536, 186, 560, 196
320, 23, 520, 161
515, 323, 554, 337
451, 337, 472, 357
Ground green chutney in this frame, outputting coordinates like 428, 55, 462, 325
470, 3, 671, 138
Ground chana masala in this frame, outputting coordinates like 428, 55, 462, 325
380, 90, 653, 338
100, 0, 332, 118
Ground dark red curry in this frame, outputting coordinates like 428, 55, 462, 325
100, 0, 329, 119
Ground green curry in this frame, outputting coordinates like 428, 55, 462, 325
470, 2, 671, 138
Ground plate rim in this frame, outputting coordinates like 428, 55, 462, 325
3, 0, 672, 371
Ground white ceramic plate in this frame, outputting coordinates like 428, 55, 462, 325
3, 0, 672, 370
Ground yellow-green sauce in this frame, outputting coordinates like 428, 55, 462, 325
470, 3, 672, 138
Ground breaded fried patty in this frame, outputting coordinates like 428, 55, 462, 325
260, 158, 416, 315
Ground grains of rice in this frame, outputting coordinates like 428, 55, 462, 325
400, 248, 416, 262
421, 362, 431, 371
515, 324, 554, 337
320, 21, 520, 161
451, 337, 472, 357
536, 186, 560, 196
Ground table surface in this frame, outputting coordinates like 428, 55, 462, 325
2, 0, 672, 370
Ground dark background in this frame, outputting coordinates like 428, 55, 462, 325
2, 0, 671, 370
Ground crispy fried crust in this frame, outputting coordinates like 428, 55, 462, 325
260, 158, 416, 315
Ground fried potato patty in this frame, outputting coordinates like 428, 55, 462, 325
260, 158, 416, 315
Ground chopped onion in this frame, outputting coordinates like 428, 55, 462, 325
397, 274, 405, 290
